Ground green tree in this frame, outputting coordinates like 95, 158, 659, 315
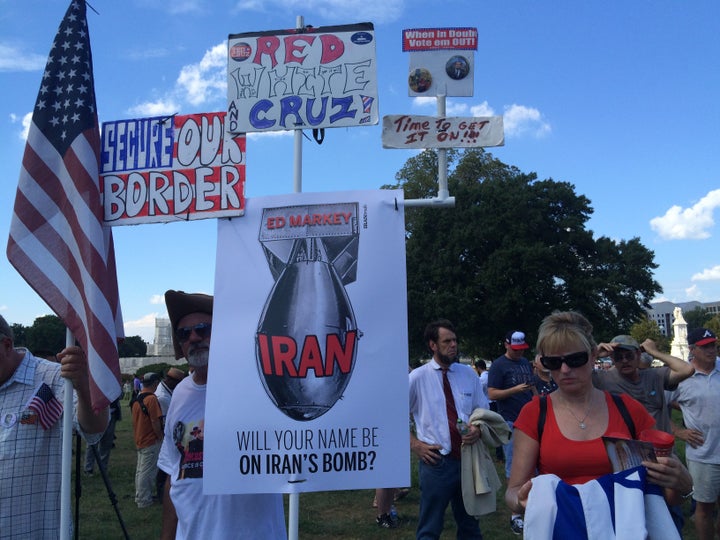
118, 336, 147, 357
683, 306, 709, 332
26, 315, 66, 354
705, 314, 720, 338
385, 149, 662, 360
10, 323, 27, 346
630, 316, 669, 352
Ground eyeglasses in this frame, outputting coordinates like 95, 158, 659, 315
176, 322, 212, 344
540, 351, 590, 371
612, 350, 637, 363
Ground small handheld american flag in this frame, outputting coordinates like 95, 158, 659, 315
28, 383, 64, 430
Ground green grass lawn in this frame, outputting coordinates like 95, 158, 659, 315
74, 399, 699, 539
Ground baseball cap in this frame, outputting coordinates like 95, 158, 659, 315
611, 335, 640, 351
143, 372, 160, 385
505, 331, 529, 350
688, 328, 717, 347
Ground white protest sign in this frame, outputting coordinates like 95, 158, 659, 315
403, 27, 478, 97
227, 23, 378, 133
382, 114, 504, 149
204, 189, 410, 494
100, 112, 245, 225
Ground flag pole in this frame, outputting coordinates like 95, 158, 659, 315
287, 15, 303, 540
60, 328, 74, 540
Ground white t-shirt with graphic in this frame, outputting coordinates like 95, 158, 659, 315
158, 376, 286, 539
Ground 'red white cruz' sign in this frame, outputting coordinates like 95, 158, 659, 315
382, 114, 504, 149
226, 22, 378, 133
100, 112, 245, 226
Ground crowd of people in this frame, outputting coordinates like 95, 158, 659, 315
2, 304, 719, 539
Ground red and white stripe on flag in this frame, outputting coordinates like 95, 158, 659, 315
6, 0, 124, 412
28, 383, 64, 430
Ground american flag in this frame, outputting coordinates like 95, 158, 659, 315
28, 383, 65, 431
6, 0, 123, 412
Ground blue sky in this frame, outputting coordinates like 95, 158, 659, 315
1, 0, 719, 343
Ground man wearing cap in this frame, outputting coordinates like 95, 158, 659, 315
488, 330, 534, 535
668, 328, 720, 540
132, 372, 163, 508
594, 335, 694, 433
594, 334, 694, 535
157, 290, 286, 540
154, 367, 186, 502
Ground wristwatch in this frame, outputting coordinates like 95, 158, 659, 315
681, 487, 694, 499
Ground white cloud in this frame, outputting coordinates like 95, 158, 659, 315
692, 265, 720, 281
125, 42, 226, 117
127, 99, 180, 117
649, 189, 720, 240
124, 313, 159, 343
150, 294, 165, 305
685, 284, 701, 300
234, 0, 405, 24
177, 43, 227, 106
470, 102, 495, 117
411, 96, 438, 109
503, 104, 551, 138
0, 43, 46, 72
411, 99, 495, 118
9, 112, 32, 140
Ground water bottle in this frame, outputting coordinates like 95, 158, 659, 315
389, 504, 398, 520
457, 418, 470, 435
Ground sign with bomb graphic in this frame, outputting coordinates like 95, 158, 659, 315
204, 189, 410, 494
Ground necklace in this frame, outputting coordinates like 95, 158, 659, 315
563, 393, 593, 429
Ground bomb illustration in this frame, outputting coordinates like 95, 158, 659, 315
256, 202, 361, 421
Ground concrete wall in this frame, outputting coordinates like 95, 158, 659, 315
119, 355, 183, 375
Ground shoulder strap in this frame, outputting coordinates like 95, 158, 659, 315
134, 392, 153, 417
610, 393, 636, 439
537, 395, 547, 443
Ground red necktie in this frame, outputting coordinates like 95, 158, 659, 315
442, 368, 461, 459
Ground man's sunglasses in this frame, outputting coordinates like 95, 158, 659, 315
612, 349, 637, 363
176, 322, 212, 344
540, 351, 590, 371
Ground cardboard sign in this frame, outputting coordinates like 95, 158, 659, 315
205, 189, 410, 494
100, 112, 245, 225
382, 114, 504, 148
227, 23, 378, 133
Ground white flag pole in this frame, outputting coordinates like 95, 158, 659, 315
60, 328, 74, 540
287, 16, 304, 540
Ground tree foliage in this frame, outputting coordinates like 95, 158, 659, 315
10, 314, 146, 358
630, 316, 669, 352
705, 314, 720, 338
385, 149, 662, 360
118, 335, 147, 357
682, 306, 710, 332
25, 315, 66, 354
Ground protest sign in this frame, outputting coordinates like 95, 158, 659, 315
403, 27, 478, 97
227, 23, 378, 133
382, 114, 504, 148
100, 112, 245, 225
204, 189, 409, 494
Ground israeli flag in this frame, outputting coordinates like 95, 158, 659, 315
525, 467, 679, 540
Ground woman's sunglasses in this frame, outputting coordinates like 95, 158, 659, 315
540, 351, 590, 371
